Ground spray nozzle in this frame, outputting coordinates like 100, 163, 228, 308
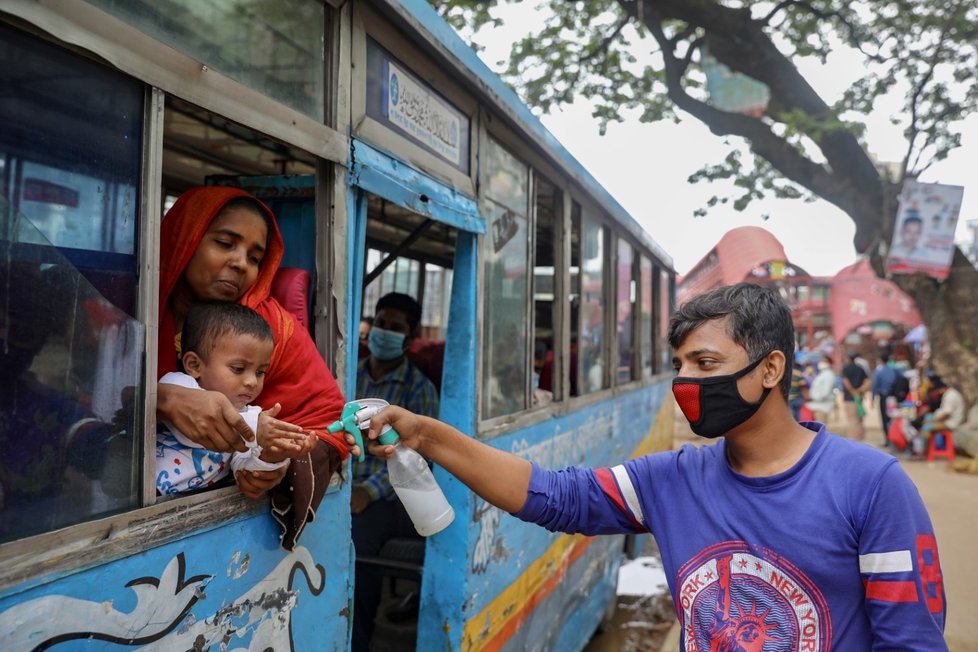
327, 399, 399, 462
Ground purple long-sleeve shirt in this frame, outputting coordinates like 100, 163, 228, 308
515, 423, 946, 651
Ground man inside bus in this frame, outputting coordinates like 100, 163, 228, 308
351, 292, 439, 652
352, 283, 946, 650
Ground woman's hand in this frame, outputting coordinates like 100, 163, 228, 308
256, 403, 315, 462
157, 383, 251, 452
235, 465, 289, 499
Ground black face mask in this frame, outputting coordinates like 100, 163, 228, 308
672, 353, 772, 439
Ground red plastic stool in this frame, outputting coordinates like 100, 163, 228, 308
926, 430, 955, 463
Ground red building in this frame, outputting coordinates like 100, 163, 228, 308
678, 227, 921, 359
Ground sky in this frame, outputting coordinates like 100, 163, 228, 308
465, 3, 978, 278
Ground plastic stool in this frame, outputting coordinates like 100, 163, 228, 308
926, 430, 955, 463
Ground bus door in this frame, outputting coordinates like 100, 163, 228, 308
347, 139, 484, 652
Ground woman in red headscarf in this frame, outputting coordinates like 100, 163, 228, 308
157, 186, 347, 548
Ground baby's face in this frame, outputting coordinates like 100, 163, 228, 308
194, 334, 274, 409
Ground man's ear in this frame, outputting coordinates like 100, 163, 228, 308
182, 351, 204, 380
763, 350, 786, 389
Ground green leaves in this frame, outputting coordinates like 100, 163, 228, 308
429, 0, 977, 227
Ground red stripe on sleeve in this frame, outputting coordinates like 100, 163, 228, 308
864, 579, 919, 603
594, 468, 645, 533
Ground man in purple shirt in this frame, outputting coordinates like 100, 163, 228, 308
354, 283, 946, 651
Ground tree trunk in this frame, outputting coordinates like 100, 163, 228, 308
892, 250, 978, 407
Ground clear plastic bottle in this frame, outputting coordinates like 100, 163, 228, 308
384, 435, 455, 536
328, 399, 454, 537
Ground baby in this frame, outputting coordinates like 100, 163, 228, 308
156, 301, 313, 494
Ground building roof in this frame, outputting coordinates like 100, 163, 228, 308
678, 226, 809, 302
828, 259, 922, 343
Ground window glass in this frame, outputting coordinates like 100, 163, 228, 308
579, 213, 607, 394
616, 239, 635, 384
1, 25, 142, 316
569, 203, 581, 397
0, 27, 144, 541
532, 174, 559, 405
482, 138, 529, 418
640, 256, 654, 378
88, 0, 326, 121
1, 202, 143, 542
659, 268, 672, 372
421, 263, 453, 340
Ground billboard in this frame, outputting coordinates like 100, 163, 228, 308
886, 180, 964, 280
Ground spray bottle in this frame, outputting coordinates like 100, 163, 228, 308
328, 399, 455, 536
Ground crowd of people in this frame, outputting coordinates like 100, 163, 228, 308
787, 344, 973, 463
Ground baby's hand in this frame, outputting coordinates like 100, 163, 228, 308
257, 403, 311, 461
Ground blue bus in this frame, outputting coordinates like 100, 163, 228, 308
0, 1, 675, 650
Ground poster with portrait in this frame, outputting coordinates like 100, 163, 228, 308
886, 180, 964, 280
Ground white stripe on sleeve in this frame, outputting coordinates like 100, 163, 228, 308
858, 550, 913, 574
611, 464, 645, 527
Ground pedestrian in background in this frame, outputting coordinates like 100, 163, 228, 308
872, 353, 898, 445
788, 359, 809, 421
807, 356, 837, 424
841, 352, 871, 441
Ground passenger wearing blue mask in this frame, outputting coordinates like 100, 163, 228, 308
351, 292, 439, 652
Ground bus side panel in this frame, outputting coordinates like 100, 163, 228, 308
0, 497, 352, 651
458, 380, 673, 652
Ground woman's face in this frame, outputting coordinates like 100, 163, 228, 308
183, 205, 268, 302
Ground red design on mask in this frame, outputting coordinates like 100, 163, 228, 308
673, 383, 701, 423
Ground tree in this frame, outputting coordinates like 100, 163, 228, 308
433, 0, 978, 411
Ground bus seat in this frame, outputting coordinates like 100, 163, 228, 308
356, 536, 425, 583
407, 339, 445, 391
270, 267, 311, 331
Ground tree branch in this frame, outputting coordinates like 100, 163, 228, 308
901, 3, 962, 178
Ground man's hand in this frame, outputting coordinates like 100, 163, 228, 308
350, 486, 372, 515
158, 383, 251, 452
256, 403, 313, 461
235, 465, 289, 499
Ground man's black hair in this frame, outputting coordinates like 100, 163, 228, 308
182, 301, 274, 360
902, 215, 923, 227
668, 282, 794, 399
375, 292, 422, 332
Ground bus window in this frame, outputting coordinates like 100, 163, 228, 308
569, 202, 581, 397
579, 211, 607, 394
658, 267, 673, 372
421, 263, 452, 341
532, 174, 559, 405
359, 196, 455, 392
616, 239, 636, 384
87, 0, 327, 121
0, 25, 145, 540
482, 138, 530, 418
640, 256, 654, 378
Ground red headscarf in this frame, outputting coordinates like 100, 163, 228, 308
159, 186, 347, 462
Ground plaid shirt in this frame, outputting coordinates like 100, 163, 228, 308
353, 357, 439, 502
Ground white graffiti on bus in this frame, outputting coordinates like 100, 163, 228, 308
0, 546, 324, 651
